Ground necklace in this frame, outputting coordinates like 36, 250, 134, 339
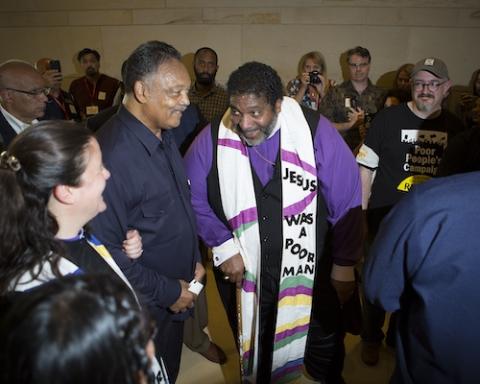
252, 146, 275, 166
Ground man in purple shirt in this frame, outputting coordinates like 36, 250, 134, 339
184, 62, 362, 383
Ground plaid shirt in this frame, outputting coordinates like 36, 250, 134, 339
188, 82, 229, 123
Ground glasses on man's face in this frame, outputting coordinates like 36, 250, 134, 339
413, 80, 446, 92
4, 87, 50, 96
348, 62, 369, 69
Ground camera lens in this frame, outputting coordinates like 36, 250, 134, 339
309, 71, 321, 84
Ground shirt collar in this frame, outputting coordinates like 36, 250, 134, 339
0, 104, 37, 134
58, 228, 85, 242
117, 105, 166, 156
345, 79, 374, 94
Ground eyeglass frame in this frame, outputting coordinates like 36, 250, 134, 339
412, 80, 447, 92
348, 62, 370, 69
3, 87, 51, 96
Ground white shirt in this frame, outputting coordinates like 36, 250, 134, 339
0, 104, 38, 134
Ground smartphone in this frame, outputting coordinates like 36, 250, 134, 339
344, 97, 352, 108
49, 59, 61, 72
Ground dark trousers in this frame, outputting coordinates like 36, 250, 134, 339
361, 297, 397, 344
154, 319, 184, 383
183, 242, 211, 353
213, 266, 239, 345
304, 282, 345, 384
215, 267, 345, 383
257, 272, 278, 383
304, 320, 345, 384
361, 205, 395, 345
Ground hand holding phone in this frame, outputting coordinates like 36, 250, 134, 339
49, 59, 61, 72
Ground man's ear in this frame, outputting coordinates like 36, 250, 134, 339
52, 184, 75, 205
443, 79, 453, 99
274, 98, 282, 114
133, 80, 149, 104
0, 89, 13, 105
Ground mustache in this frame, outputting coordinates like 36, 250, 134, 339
418, 93, 434, 98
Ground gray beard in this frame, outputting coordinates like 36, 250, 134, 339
414, 94, 436, 113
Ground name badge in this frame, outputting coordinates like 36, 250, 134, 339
69, 104, 77, 114
98, 91, 106, 101
86, 105, 99, 115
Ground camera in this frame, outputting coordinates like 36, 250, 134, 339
309, 71, 321, 85
49, 59, 61, 72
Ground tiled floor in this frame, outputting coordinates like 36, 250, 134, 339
177, 265, 394, 384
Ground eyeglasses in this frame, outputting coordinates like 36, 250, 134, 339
4, 87, 50, 96
348, 62, 369, 69
413, 80, 446, 91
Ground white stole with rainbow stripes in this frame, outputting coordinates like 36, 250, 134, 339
217, 97, 317, 383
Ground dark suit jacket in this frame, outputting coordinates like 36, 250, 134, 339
0, 111, 18, 151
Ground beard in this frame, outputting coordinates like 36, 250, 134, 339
86, 66, 98, 77
414, 92, 436, 112
194, 68, 216, 86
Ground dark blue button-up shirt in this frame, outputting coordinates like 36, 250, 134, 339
91, 105, 200, 321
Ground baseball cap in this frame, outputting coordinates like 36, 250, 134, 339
411, 57, 449, 79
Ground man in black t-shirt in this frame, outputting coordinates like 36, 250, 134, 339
356, 57, 464, 366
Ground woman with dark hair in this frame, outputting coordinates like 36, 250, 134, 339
0, 274, 158, 384
0, 121, 171, 383
384, 63, 414, 107
459, 68, 480, 128
0, 120, 141, 293
393, 63, 414, 92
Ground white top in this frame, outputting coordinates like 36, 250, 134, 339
0, 104, 38, 134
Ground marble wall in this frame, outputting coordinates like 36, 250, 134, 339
1, 0, 479, 88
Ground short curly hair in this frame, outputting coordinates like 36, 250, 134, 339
226, 61, 284, 107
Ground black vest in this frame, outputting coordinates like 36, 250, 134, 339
206, 107, 336, 297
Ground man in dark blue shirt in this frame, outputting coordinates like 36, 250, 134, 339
364, 171, 480, 383
91, 41, 204, 382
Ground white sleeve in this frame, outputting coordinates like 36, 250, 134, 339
212, 238, 240, 267
356, 143, 379, 170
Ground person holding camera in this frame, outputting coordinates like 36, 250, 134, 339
35, 58, 80, 121
286, 51, 331, 111
320, 46, 386, 152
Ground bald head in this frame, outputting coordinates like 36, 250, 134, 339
0, 60, 44, 89
0, 60, 48, 123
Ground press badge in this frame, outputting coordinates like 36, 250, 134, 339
86, 105, 99, 115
